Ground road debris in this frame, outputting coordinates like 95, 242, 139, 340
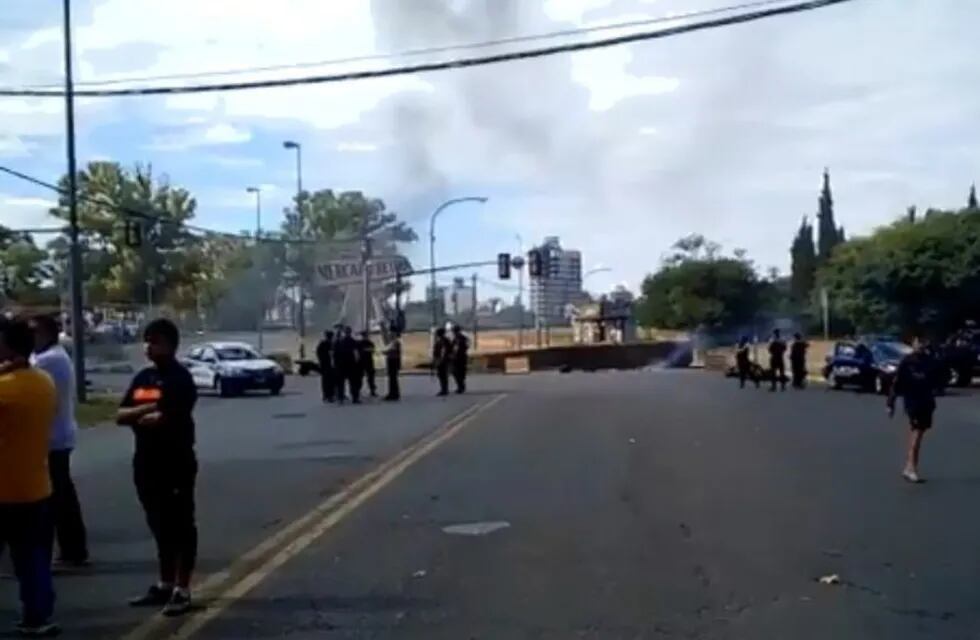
442, 521, 511, 536
412, 569, 427, 578
818, 573, 841, 585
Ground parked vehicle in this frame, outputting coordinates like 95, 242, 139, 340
822, 339, 912, 394
941, 330, 979, 387
183, 341, 285, 397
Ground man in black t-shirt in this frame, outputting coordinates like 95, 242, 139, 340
888, 336, 937, 483
789, 332, 809, 389
432, 328, 452, 396
315, 330, 335, 403
334, 326, 361, 404
768, 329, 787, 391
116, 319, 198, 617
735, 336, 757, 389
450, 325, 470, 394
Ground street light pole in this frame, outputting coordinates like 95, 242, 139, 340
247, 186, 264, 351
283, 140, 305, 357
515, 233, 524, 349
428, 196, 488, 334
62, 0, 86, 402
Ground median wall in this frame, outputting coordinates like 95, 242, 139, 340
472, 341, 692, 373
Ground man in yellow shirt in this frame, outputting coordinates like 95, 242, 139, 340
0, 316, 59, 637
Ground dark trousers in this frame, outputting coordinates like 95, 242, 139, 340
737, 363, 757, 388
770, 359, 786, 390
134, 456, 198, 585
48, 449, 88, 562
791, 361, 807, 388
319, 367, 335, 401
336, 368, 361, 402
364, 365, 377, 396
436, 364, 450, 395
452, 362, 467, 393
0, 500, 55, 625
385, 363, 400, 400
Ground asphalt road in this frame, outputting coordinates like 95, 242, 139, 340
4, 370, 980, 639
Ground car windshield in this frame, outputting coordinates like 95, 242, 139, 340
874, 342, 912, 360
214, 346, 260, 361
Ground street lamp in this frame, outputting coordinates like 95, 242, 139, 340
282, 140, 305, 356
514, 233, 525, 348
428, 196, 488, 332
246, 186, 264, 352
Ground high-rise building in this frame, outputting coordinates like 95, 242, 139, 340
445, 277, 475, 316
529, 236, 583, 325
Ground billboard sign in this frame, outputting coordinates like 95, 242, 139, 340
314, 255, 412, 288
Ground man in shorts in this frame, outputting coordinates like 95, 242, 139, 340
887, 336, 937, 483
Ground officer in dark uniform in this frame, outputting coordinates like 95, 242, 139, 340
334, 326, 361, 404
432, 328, 451, 396
768, 329, 787, 391
357, 331, 377, 397
315, 330, 335, 402
450, 325, 470, 394
789, 332, 809, 389
735, 336, 757, 389
383, 327, 402, 401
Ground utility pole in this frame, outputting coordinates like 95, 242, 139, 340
247, 186, 264, 351
361, 216, 371, 333
471, 273, 478, 351
63, 0, 86, 402
283, 140, 304, 356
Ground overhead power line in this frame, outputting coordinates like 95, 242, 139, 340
15, 0, 789, 91
0, 0, 856, 98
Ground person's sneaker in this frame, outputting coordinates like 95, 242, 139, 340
902, 469, 923, 483
128, 583, 173, 607
14, 620, 61, 637
162, 588, 192, 617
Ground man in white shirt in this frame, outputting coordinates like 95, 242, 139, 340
29, 315, 89, 567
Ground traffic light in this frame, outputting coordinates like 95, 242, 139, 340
527, 249, 544, 278
124, 220, 142, 247
497, 253, 511, 279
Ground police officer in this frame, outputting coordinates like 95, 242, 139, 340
432, 328, 452, 396
315, 330, 335, 402
383, 327, 402, 401
768, 329, 787, 392
334, 326, 361, 404
450, 325, 470, 394
357, 331, 377, 398
735, 336, 757, 389
789, 332, 809, 389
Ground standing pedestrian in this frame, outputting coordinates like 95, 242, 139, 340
357, 331, 377, 398
432, 328, 451, 396
315, 330, 335, 403
888, 335, 937, 483
768, 329, 787, 392
116, 319, 198, 616
450, 325, 470, 394
0, 316, 59, 637
735, 336, 757, 389
789, 332, 809, 389
334, 326, 361, 404
383, 326, 402, 401
29, 314, 89, 569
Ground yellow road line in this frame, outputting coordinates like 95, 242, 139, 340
121, 394, 507, 640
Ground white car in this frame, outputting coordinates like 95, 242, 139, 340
183, 341, 285, 397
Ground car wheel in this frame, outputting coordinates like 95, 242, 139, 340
828, 371, 842, 390
269, 383, 283, 396
218, 376, 236, 398
955, 368, 972, 388
874, 375, 885, 395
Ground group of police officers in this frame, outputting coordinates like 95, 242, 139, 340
314, 324, 470, 403
734, 328, 809, 391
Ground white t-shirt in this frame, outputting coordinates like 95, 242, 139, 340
30, 345, 78, 451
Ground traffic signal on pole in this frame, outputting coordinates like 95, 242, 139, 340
527, 249, 543, 278
124, 220, 142, 248
497, 253, 511, 279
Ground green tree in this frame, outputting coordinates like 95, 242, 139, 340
817, 168, 844, 262
0, 227, 54, 304
48, 162, 200, 309
969, 183, 978, 210
635, 235, 763, 331
790, 216, 816, 301
818, 207, 980, 335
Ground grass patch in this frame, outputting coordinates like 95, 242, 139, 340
76, 393, 120, 428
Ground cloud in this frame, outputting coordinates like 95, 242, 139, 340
337, 141, 380, 153
148, 123, 252, 151
0, 194, 60, 230
0, 135, 33, 158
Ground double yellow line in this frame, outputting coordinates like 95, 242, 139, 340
123, 393, 507, 640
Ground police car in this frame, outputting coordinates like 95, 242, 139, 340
183, 341, 284, 397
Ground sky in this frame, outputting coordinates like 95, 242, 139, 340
1, 0, 978, 300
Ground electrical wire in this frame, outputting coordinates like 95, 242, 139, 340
0, 0, 856, 98
14, 0, 789, 91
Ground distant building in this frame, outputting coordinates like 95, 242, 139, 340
529, 236, 583, 325
445, 277, 475, 316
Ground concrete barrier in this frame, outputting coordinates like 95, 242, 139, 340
473, 341, 692, 373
